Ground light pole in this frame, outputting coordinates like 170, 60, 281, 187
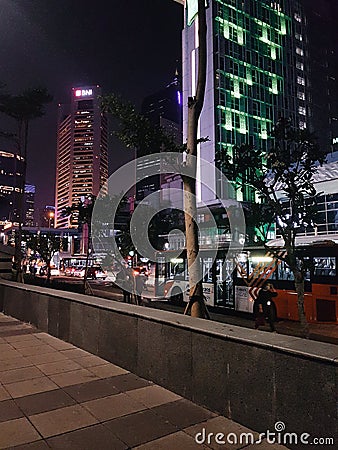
48, 211, 54, 228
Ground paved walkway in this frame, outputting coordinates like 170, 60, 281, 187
0, 313, 288, 450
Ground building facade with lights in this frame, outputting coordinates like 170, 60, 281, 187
182, 0, 309, 204
0, 150, 24, 226
55, 86, 108, 228
136, 74, 182, 207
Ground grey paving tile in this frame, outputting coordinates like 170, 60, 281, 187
73, 354, 109, 368
46, 423, 128, 450
17, 344, 56, 357
0, 385, 11, 402
108, 373, 153, 392
0, 399, 24, 423
0, 417, 41, 448
10, 440, 50, 450
15, 389, 76, 416
49, 368, 99, 387
0, 366, 44, 384
87, 363, 129, 378
125, 385, 182, 408
29, 404, 99, 438
4, 376, 59, 398
134, 430, 211, 450
104, 409, 178, 447
0, 356, 34, 372
27, 351, 70, 365
60, 348, 91, 359
82, 392, 146, 421
63, 377, 120, 402
152, 399, 217, 429
36, 359, 83, 376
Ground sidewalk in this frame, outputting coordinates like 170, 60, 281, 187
0, 313, 288, 450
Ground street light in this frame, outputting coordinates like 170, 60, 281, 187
48, 211, 54, 228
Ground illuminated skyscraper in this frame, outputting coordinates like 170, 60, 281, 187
136, 74, 182, 205
55, 86, 108, 228
182, 0, 309, 203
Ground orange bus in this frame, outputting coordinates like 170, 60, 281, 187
154, 234, 337, 323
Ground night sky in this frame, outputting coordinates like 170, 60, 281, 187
0, 0, 183, 213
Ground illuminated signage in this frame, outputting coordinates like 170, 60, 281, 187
333, 137, 338, 145
75, 89, 93, 97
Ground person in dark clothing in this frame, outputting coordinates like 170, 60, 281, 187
116, 267, 132, 303
253, 282, 277, 332
134, 272, 146, 305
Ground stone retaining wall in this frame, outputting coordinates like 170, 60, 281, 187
0, 279, 336, 442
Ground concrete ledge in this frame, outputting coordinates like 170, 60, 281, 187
0, 279, 337, 438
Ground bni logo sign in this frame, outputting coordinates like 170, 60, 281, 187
75, 89, 93, 97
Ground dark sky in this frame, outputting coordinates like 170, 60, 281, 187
0, 0, 183, 213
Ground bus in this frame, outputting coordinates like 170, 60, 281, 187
154, 234, 338, 323
59, 256, 101, 275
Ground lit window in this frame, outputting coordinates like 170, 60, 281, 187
294, 13, 302, 22
295, 33, 303, 41
299, 106, 306, 116
296, 61, 304, 70
297, 76, 305, 86
296, 47, 304, 56
299, 121, 307, 130
297, 91, 305, 100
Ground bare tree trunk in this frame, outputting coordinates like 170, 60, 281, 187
83, 223, 92, 295
294, 270, 309, 338
183, 0, 208, 318
15, 120, 28, 283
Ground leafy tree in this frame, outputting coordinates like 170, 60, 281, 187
63, 196, 95, 293
0, 87, 52, 281
24, 232, 64, 283
102, 0, 208, 318
224, 118, 326, 334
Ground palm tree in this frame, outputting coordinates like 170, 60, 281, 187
0, 87, 52, 281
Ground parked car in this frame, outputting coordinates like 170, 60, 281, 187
65, 266, 76, 276
86, 266, 107, 280
73, 266, 85, 277
73, 265, 107, 280
39, 266, 60, 276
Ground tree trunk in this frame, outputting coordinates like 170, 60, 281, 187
83, 223, 92, 295
294, 270, 309, 338
15, 119, 28, 283
183, 0, 208, 318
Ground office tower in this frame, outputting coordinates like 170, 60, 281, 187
136, 73, 182, 206
300, 0, 338, 155
0, 150, 24, 225
55, 86, 108, 228
182, 0, 308, 203
24, 184, 35, 227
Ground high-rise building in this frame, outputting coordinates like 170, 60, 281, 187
300, 0, 338, 155
0, 150, 24, 225
182, 0, 309, 203
136, 74, 182, 206
55, 86, 108, 228
24, 184, 35, 227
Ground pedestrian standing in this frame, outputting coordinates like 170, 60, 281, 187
253, 282, 278, 332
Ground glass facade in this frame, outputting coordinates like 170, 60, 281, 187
213, 0, 307, 185
182, 0, 308, 203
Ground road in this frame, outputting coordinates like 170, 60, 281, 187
45, 275, 337, 344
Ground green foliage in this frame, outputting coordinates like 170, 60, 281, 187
0, 87, 52, 122
101, 93, 184, 153
225, 118, 326, 270
24, 232, 63, 266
